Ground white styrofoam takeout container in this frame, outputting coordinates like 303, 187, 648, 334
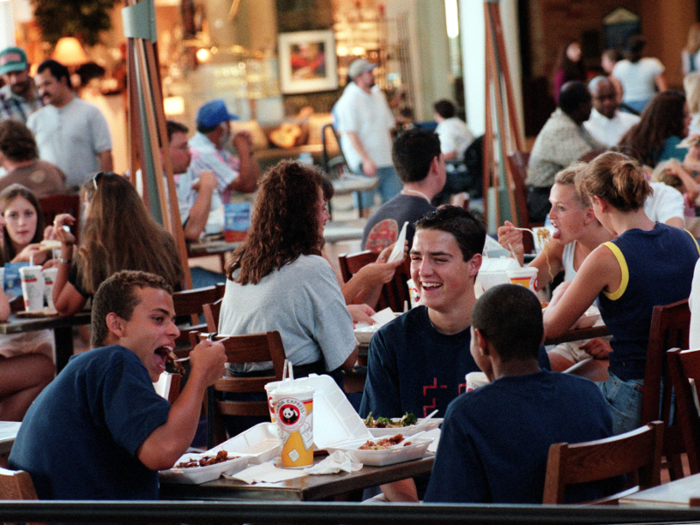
327, 437, 433, 467
159, 422, 281, 484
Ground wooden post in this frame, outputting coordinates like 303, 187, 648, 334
123, 0, 193, 289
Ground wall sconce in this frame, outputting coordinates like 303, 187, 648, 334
196, 48, 212, 63
163, 96, 185, 116
52, 37, 89, 67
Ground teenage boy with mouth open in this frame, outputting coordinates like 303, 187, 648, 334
9, 270, 227, 500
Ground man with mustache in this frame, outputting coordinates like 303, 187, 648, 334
186, 99, 259, 235
27, 59, 113, 190
0, 47, 43, 124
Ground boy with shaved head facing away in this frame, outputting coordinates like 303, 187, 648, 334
10, 270, 227, 500
425, 284, 614, 504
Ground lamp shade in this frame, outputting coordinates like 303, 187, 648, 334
52, 37, 88, 67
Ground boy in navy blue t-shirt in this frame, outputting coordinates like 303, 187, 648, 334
425, 284, 614, 504
10, 270, 227, 499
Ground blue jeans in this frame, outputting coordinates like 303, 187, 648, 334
597, 371, 643, 435
354, 166, 403, 211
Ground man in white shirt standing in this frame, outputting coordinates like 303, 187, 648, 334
27, 59, 112, 190
334, 59, 401, 217
584, 76, 640, 148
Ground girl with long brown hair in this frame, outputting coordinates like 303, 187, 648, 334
0, 184, 49, 265
617, 90, 690, 167
544, 152, 699, 435
221, 161, 369, 378
51, 172, 183, 316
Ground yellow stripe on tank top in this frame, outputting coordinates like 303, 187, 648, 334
601, 241, 628, 301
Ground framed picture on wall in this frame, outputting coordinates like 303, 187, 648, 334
278, 30, 338, 94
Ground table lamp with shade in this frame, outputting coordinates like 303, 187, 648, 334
51, 36, 88, 67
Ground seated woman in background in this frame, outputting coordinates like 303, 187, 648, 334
618, 90, 691, 167
51, 172, 184, 317
498, 163, 614, 371
0, 184, 56, 379
0, 184, 53, 266
220, 161, 364, 379
544, 152, 700, 435
0, 255, 53, 421
651, 159, 700, 236
0, 189, 55, 420
219, 161, 369, 433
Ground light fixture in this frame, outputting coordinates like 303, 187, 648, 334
52, 37, 88, 67
196, 48, 212, 63
163, 96, 185, 116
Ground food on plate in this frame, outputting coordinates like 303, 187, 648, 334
39, 239, 61, 250
363, 412, 417, 428
175, 450, 234, 468
359, 434, 411, 450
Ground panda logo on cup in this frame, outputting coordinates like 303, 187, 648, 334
275, 398, 306, 431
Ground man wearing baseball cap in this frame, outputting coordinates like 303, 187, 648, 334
0, 46, 43, 123
334, 58, 401, 217
187, 99, 259, 231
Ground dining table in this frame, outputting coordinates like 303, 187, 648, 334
619, 472, 700, 508
160, 455, 434, 502
0, 310, 92, 373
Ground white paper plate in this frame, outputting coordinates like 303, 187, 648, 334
159, 453, 249, 485
354, 325, 379, 344
160, 422, 282, 485
327, 437, 432, 466
368, 418, 443, 437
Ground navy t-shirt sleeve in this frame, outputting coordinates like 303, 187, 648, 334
94, 352, 171, 456
359, 329, 402, 418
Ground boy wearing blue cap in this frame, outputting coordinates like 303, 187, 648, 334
186, 99, 259, 235
0, 46, 43, 123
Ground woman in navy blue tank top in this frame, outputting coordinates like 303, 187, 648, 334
544, 152, 700, 435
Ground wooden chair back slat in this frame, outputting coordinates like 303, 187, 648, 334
542, 421, 664, 504
0, 467, 39, 501
203, 298, 224, 333
338, 251, 411, 312
641, 299, 690, 479
194, 331, 286, 448
667, 347, 700, 474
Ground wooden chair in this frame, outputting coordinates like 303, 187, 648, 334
38, 193, 81, 245
192, 331, 286, 448
203, 298, 223, 332
338, 250, 411, 312
641, 299, 691, 480
542, 421, 664, 504
320, 123, 378, 218
0, 467, 38, 500
172, 285, 225, 357
506, 151, 540, 254
667, 347, 700, 475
